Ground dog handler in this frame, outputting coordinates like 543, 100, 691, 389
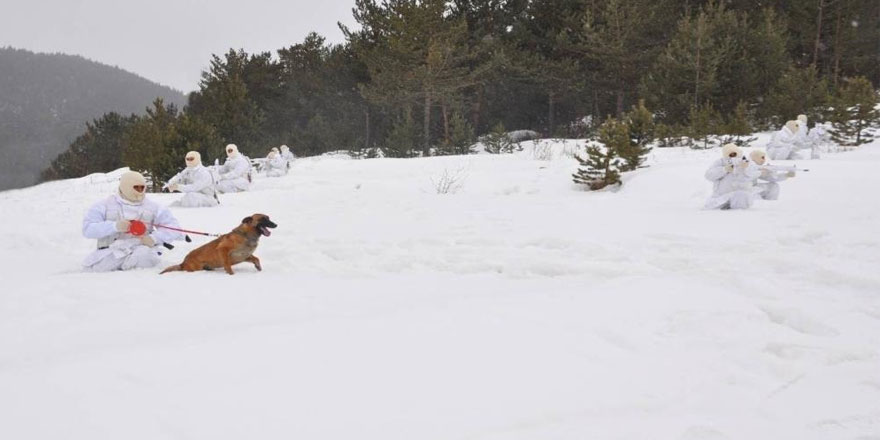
81, 171, 184, 271
165, 151, 219, 207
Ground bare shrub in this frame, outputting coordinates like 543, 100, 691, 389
531, 141, 554, 161
430, 165, 468, 194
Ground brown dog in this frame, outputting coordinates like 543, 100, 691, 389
160, 214, 277, 275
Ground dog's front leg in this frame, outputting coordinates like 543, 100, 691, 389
245, 255, 262, 271
222, 251, 235, 275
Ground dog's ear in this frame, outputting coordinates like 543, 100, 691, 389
241, 216, 253, 224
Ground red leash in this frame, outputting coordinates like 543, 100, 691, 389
128, 220, 221, 237
152, 223, 222, 237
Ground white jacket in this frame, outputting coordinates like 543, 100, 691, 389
219, 154, 250, 181
770, 125, 798, 146
168, 164, 216, 197
266, 155, 288, 175
704, 158, 761, 209
82, 194, 183, 267
767, 125, 807, 160
83, 194, 182, 248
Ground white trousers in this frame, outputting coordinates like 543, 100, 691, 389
706, 190, 755, 210
757, 182, 780, 200
217, 177, 249, 193
174, 192, 219, 207
84, 245, 161, 272
266, 168, 286, 177
725, 191, 754, 209
768, 143, 816, 161
767, 144, 794, 160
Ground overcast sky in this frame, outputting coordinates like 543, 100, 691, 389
0, 0, 358, 93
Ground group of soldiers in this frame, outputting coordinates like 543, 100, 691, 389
766, 114, 824, 160
80, 114, 823, 273
80, 144, 295, 272
164, 144, 295, 208
705, 114, 817, 210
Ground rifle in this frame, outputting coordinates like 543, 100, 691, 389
761, 164, 810, 173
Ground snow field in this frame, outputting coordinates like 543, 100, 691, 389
0, 137, 878, 439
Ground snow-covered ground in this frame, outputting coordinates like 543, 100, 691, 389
1, 136, 879, 440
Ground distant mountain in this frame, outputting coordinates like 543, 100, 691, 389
0, 47, 187, 190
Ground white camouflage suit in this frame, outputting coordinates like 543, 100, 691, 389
265, 149, 288, 177
82, 172, 183, 271
166, 151, 219, 207
766, 121, 801, 160
216, 144, 251, 193
767, 115, 819, 160
749, 150, 793, 200
704, 144, 762, 210
280, 145, 295, 166
793, 115, 821, 159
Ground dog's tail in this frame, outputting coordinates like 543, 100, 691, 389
160, 264, 182, 274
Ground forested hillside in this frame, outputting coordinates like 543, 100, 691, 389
0, 47, 186, 190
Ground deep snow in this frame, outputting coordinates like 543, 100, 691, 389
0, 136, 878, 440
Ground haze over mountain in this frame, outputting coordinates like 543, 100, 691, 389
0, 47, 187, 191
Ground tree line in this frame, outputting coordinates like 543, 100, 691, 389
41, 0, 880, 186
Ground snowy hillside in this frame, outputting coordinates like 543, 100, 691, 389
1, 138, 879, 440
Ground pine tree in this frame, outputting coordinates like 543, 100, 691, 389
572, 117, 625, 190
176, 114, 223, 165
688, 102, 722, 149
639, 2, 791, 125
439, 110, 475, 155
619, 99, 653, 170
274, 35, 371, 155
640, 1, 737, 123
298, 114, 337, 156
350, 0, 480, 154
187, 50, 266, 155
722, 101, 756, 146
828, 76, 879, 147
122, 99, 182, 191
574, 0, 674, 116
448, 0, 529, 134
122, 100, 220, 190
715, 8, 790, 116
653, 122, 679, 148
503, 0, 587, 135
761, 65, 829, 126
482, 122, 516, 154
383, 111, 419, 158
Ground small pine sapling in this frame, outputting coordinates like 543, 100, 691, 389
483, 122, 518, 154
572, 117, 625, 190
